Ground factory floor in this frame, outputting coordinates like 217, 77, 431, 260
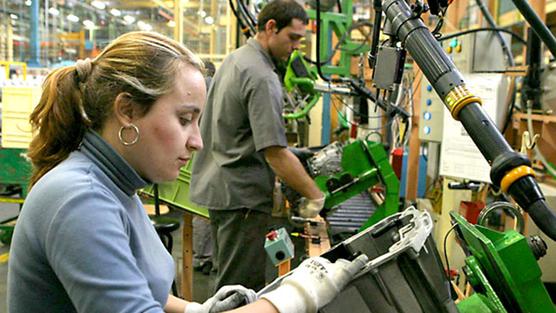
0, 201, 305, 312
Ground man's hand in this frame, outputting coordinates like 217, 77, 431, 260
261, 254, 368, 313
185, 285, 257, 313
298, 195, 325, 218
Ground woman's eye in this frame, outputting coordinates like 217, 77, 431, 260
180, 116, 193, 125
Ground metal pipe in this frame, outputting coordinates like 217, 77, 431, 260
512, 0, 556, 58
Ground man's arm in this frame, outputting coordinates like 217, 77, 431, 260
264, 146, 322, 200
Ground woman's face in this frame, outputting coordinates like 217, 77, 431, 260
125, 64, 206, 183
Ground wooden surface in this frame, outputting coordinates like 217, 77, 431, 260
143, 204, 170, 215
406, 69, 423, 201
278, 260, 291, 276
304, 216, 331, 257
181, 212, 193, 300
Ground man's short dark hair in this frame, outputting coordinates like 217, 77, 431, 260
257, 0, 309, 32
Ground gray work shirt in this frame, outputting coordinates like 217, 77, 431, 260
190, 38, 288, 214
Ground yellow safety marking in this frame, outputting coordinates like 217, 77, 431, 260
0, 253, 9, 264
444, 85, 482, 120
0, 197, 24, 204
501, 165, 536, 193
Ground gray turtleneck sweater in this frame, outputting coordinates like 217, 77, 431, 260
8, 131, 173, 313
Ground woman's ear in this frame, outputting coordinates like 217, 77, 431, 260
113, 92, 135, 124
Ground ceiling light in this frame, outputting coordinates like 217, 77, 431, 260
123, 15, 135, 25
137, 21, 152, 31
48, 7, 60, 16
110, 8, 121, 17
10, 14, 18, 20
25, 0, 32, 6
198, 10, 206, 18
167, 20, 176, 27
204, 16, 214, 25
83, 20, 96, 29
67, 14, 80, 23
91, 1, 106, 10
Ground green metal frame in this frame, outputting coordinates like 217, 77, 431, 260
451, 212, 555, 313
0, 148, 32, 244
141, 155, 209, 218
307, 0, 370, 77
283, 50, 322, 120
314, 140, 400, 230
0, 148, 31, 196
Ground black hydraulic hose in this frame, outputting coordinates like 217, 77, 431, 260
229, 0, 252, 39
315, 0, 331, 82
382, 0, 556, 241
512, 0, 556, 58
236, 0, 256, 36
347, 78, 410, 120
475, 0, 515, 66
524, 199, 556, 240
238, 0, 257, 31
368, 0, 383, 69
458, 103, 513, 164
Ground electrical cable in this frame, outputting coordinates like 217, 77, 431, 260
331, 96, 394, 131
304, 21, 373, 66
315, 0, 331, 82
431, 7, 447, 39
236, 0, 256, 36
438, 28, 526, 45
443, 223, 459, 281
332, 94, 384, 120
239, 0, 257, 31
228, 0, 252, 39
501, 76, 517, 134
475, 0, 515, 67
475, 0, 517, 133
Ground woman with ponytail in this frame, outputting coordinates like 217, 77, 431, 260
6, 31, 257, 313
7, 29, 366, 313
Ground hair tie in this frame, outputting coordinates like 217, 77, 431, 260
75, 58, 93, 83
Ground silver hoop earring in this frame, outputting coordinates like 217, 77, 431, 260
118, 124, 140, 146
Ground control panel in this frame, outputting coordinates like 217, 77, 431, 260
443, 31, 511, 73
419, 76, 444, 142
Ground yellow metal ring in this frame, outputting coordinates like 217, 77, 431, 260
450, 96, 482, 120
500, 165, 535, 193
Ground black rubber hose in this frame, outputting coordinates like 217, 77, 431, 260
524, 199, 556, 240
475, 0, 515, 66
512, 0, 556, 58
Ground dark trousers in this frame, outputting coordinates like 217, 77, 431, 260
209, 208, 269, 292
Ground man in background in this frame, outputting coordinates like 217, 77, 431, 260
190, 0, 325, 291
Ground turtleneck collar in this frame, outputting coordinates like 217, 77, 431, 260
80, 130, 147, 196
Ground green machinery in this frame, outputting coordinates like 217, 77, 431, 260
292, 139, 400, 230
452, 212, 555, 313
282, 0, 373, 120
283, 50, 322, 120
306, 0, 370, 77
0, 148, 32, 244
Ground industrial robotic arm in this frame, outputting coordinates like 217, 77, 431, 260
379, 0, 556, 241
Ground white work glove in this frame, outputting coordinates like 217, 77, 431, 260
298, 195, 326, 218
185, 285, 257, 313
261, 254, 368, 313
